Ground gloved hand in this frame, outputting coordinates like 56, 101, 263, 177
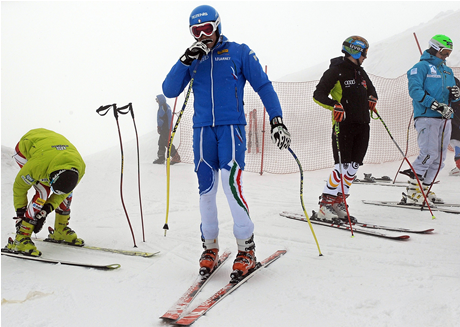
368, 95, 378, 113
270, 117, 291, 150
14, 206, 27, 233
430, 101, 453, 119
180, 41, 210, 66
448, 85, 460, 100
157, 126, 161, 134
16, 206, 26, 218
333, 104, 346, 122
33, 203, 54, 233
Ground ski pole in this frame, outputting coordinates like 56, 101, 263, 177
392, 112, 413, 184
374, 110, 436, 218
116, 103, 145, 242
96, 104, 137, 247
393, 32, 423, 184
333, 122, 354, 236
164, 60, 200, 236
287, 147, 322, 256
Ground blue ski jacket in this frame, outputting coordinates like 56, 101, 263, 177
156, 94, 172, 130
407, 50, 457, 119
162, 36, 283, 127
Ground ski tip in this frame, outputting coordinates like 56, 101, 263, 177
105, 264, 121, 270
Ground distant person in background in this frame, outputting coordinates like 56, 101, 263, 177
313, 36, 378, 224
449, 77, 460, 176
162, 5, 290, 280
3, 128, 86, 257
153, 94, 181, 165
400, 35, 459, 202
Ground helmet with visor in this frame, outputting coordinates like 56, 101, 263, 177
189, 5, 221, 39
342, 36, 369, 60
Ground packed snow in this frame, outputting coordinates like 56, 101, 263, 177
2, 132, 460, 327
2, 8, 460, 327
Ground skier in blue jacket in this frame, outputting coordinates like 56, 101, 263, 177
153, 94, 180, 165
162, 5, 290, 280
401, 35, 459, 204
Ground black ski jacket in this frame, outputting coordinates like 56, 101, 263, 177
313, 56, 378, 125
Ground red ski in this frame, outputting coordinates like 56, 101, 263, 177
174, 250, 286, 326
160, 250, 231, 321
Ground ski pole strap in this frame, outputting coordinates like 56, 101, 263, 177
117, 103, 134, 118
96, 104, 116, 116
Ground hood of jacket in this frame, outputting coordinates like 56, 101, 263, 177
156, 94, 167, 106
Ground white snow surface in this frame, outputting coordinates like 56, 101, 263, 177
1, 135, 460, 326
2, 8, 460, 327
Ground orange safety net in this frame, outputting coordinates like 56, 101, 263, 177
175, 67, 459, 174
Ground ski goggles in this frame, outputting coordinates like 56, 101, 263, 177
190, 20, 219, 38
343, 41, 368, 58
439, 48, 452, 57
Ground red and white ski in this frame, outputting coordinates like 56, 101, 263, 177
174, 250, 286, 326
160, 250, 231, 321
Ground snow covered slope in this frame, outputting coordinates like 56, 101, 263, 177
2, 138, 459, 326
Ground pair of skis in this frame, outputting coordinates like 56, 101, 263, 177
280, 211, 435, 240
1, 238, 160, 270
362, 200, 460, 214
160, 249, 286, 326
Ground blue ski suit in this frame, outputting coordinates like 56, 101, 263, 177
407, 50, 458, 184
162, 35, 284, 241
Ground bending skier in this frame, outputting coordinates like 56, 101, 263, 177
4, 128, 86, 257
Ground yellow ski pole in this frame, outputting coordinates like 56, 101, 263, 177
288, 147, 323, 256
163, 60, 200, 236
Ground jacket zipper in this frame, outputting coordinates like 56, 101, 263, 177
211, 49, 215, 127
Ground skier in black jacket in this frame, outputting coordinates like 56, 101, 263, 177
313, 36, 378, 223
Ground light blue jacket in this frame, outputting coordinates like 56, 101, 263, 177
407, 50, 457, 119
162, 35, 282, 127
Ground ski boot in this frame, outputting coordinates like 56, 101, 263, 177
170, 153, 181, 165
3, 219, 41, 257
406, 179, 443, 205
153, 157, 165, 164
317, 194, 342, 224
450, 166, 460, 176
230, 235, 257, 282
199, 238, 219, 277
45, 213, 84, 246
333, 193, 358, 224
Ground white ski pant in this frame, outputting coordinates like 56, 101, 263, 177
412, 117, 452, 184
199, 164, 254, 241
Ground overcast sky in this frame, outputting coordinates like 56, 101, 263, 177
2, 1, 460, 157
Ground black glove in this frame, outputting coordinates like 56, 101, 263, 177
16, 206, 26, 218
33, 203, 54, 233
180, 41, 210, 66
448, 85, 460, 100
270, 117, 291, 150
430, 101, 453, 119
